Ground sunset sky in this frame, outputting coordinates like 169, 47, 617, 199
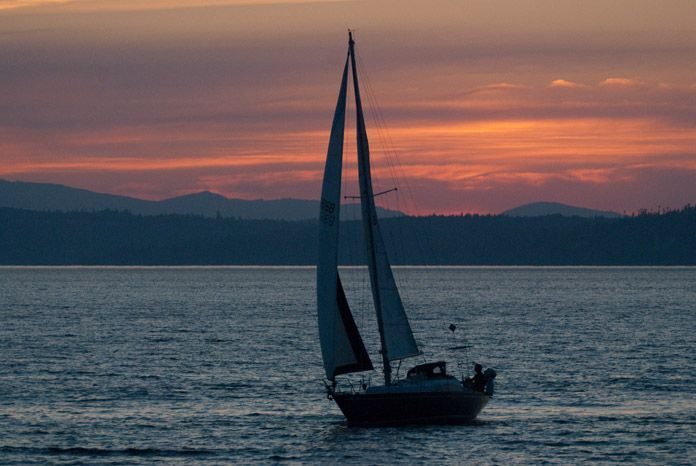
1, 0, 694, 214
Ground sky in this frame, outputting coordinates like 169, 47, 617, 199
1, 0, 694, 214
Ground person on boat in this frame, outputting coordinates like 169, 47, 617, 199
472, 363, 486, 392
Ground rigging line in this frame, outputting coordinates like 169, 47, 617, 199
353, 49, 423, 326
353, 46, 423, 365
353, 53, 404, 191
361, 66, 438, 267
352, 52, 405, 262
353, 52, 407, 262
353, 52, 408, 232
353, 51, 427, 321
354, 52, 401, 195
354, 50, 434, 269
353, 51, 429, 223
353, 52, 421, 214
356, 50, 436, 367
344, 187, 398, 199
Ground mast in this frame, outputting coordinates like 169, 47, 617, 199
348, 31, 392, 385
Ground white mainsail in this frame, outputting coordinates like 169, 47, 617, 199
317, 55, 373, 381
348, 37, 420, 365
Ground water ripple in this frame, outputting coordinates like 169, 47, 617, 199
0, 267, 694, 464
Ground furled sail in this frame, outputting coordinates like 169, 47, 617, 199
317, 54, 373, 380
349, 38, 420, 363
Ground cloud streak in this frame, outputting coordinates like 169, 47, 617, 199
1, 0, 694, 213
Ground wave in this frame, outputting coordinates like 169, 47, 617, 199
0, 445, 215, 458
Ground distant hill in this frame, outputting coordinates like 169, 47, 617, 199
1, 205, 694, 265
502, 202, 622, 218
0, 179, 403, 221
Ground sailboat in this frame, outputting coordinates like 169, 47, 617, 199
317, 32, 495, 426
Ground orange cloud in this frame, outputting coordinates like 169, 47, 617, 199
3, 106, 693, 212
0, 0, 68, 10
600, 78, 643, 87
1, 0, 694, 214
549, 79, 586, 88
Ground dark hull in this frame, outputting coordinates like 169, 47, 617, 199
333, 390, 489, 426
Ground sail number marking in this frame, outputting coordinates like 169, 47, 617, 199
320, 198, 337, 225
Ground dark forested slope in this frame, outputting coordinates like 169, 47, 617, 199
0, 206, 693, 265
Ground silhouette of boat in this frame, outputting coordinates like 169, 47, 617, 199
317, 32, 496, 426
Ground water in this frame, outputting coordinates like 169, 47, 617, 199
0, 266, 694, 464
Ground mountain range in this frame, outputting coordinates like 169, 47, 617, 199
0, 179, 402, 221
502, 202, 622, 218
1, 179, 623, 219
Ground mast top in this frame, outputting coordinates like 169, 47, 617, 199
348, 30, 354, 46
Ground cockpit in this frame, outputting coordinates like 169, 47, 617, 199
406, 361, 448, 380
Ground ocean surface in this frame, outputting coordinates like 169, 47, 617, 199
0, 266, 694, 465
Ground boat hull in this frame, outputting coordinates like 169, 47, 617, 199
333, 390, 489, 426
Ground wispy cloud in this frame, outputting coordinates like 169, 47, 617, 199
549, 79, 587, 89
458, 83, 529, 96
0, 0, 694, 213
600, 77, 643, 87
0, 0, 68, 11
